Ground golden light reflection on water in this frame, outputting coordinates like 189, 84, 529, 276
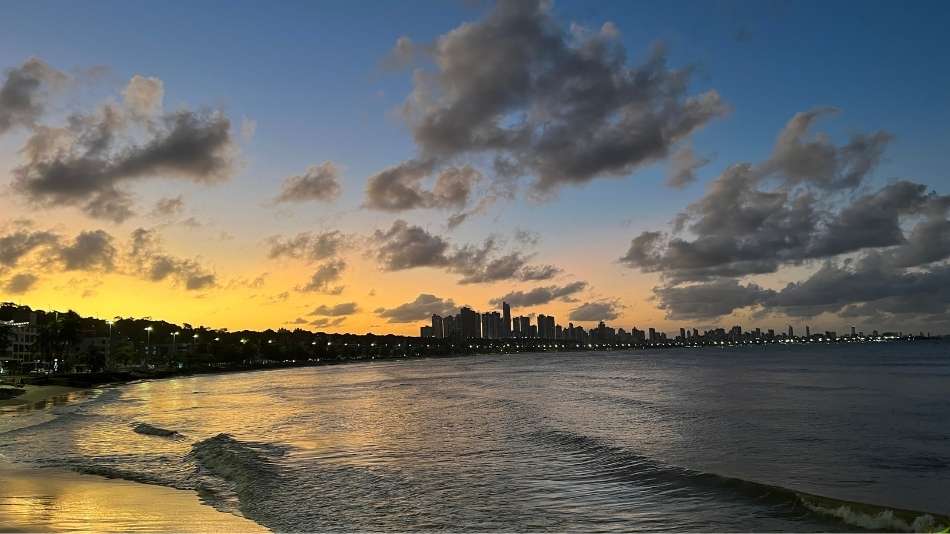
0, 464, 265, 532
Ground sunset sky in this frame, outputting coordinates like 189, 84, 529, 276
2, 0, 950, 335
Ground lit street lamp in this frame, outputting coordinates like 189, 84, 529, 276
144, 326, 153, 367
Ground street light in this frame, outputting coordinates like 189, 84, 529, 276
144, 326, 153, 366
171, 331, 179, 354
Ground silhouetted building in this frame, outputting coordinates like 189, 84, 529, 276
502, 302, 511, 338
460, 307, 481, 339
431, 314, 444, 338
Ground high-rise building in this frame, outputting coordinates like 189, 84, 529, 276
648, 328, 657, 343
443, 315, 456, 338
805, 325, 810, 338
788, 325, 794, 338
679, 328, 686, 340
431, 314, 444, 338
460, 307, 481, 339
518, 316, 531, 337
502, 302, 511, 338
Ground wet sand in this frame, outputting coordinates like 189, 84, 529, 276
0, 461, 267, 532
0, 385, 84, 407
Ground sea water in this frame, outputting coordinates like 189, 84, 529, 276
1, 342, 948, 531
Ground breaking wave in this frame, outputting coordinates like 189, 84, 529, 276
188, 433, 288, 520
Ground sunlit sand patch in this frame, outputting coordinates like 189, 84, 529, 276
0, 462, 266, 532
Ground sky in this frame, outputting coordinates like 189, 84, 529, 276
1, 0, 950, 335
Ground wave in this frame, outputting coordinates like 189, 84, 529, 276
188, 433, 288, 518
531, 429, 950, 532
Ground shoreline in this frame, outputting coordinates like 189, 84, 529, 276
2, 338, 945, 411
0, 384, 85, 408
0, 460, 266, 532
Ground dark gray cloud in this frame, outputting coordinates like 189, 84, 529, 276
374, 220, 450, 270
373, 219, 558, 284
374, 293, 457, 323
569, 300, 622, 322
623, 178, 939, 283
152, 195, 185, 217
763, 108, 892, 190
275, 162, 342, 204
653, 279, 774, 320
620, 108, 950, 325
0, 58, 66, 135
310, 302, 359, 317
0, 228, 59, 266
619, 111, 919, 284
517, 264, 561, 281
489, 281, 587, 307
12, 98, 235, 222
298, 259, 346, 294
392, 0, 726, 194
666, 146, 711, 188
129, 228, 216, 290
266, 231, 350, 262
3, 272, 39, 294
364, 161, 480, 212
59, 230, 116, 271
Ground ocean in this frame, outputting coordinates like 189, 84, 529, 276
1, 342, 949, 532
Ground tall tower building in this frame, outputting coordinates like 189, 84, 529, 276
431, 314, 444, 338
502, 302, 511, 338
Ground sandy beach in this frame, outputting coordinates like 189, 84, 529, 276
0, 384, 86, 408
0, 383, 268, 532
0, 461, 266, 532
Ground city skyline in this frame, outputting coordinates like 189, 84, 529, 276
2, 1, 950, 336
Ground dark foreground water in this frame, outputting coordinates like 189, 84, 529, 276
2, 343, 949, 532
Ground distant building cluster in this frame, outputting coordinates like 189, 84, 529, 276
422, 302, 612, 342
420, 303, 932, 346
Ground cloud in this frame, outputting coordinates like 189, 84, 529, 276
151, 195, 185, 217
59, 230, 116, 270
569, 300, 622, 322
375, 293, 457, 323
666, 145, 711, 188
618, 108, 950, 324
298, 259, 345, 294
309, 302, 359, 316
620, 112, 913, 283
0, 228, 59, 266
275, 162, 342, 203
266, 230, 350, 262
364, 160, 481, 213
373, 219, 558, 284
122, 75, 163, 118
489, 281, 588, 307
518, 264, 561, 281
653, 279, 774, 320
373, 219, 451, 270
11, 73, 236, 222
0, 58, 67, 135
388, 0, 726, 195
129, 227, 216, 290
764, 108, 891, 190
310, 317, 347, 328
3, 272, 38, 294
